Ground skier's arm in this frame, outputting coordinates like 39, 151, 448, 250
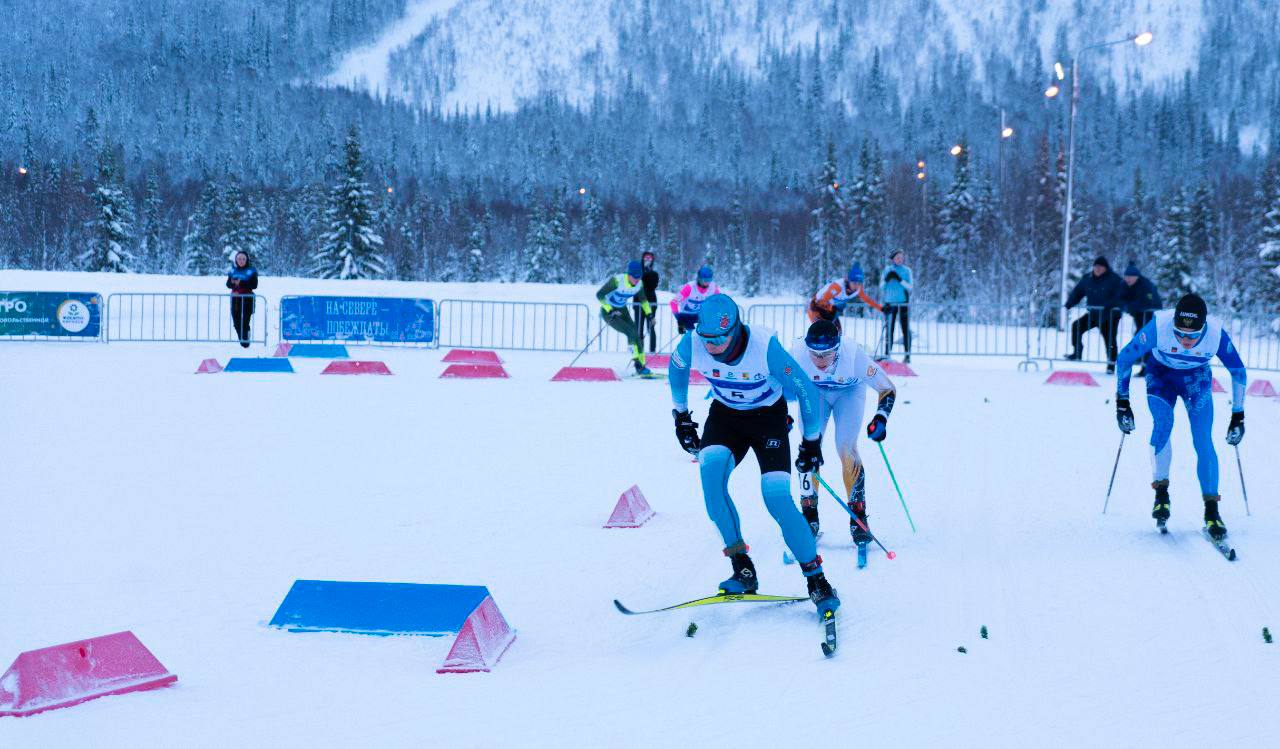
1115, 320, 1157, 397
670, 284, 691, 315
596, 277, 618, 310
1215, 331, 1247, 412
668, 333, 694, 412
856, 286, 883, 312
767, 337, 820, 440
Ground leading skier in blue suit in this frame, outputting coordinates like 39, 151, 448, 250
668, 294, 840, 618
1113, 293, 1247, 539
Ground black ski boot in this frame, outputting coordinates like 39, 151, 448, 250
719, 551, 759, 594
1204, 495, 1228, 541
806, 571, 840, 617
801, 497, 820, 537
1152, 480, 1171, 521
850, 500, 872, 545
1064, 349, 1083, 361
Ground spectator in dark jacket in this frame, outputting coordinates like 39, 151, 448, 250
1064, 255, 1124, 368
1120, 262, 1162, 376
226, 251, 258, 348
635, 250, 660, 352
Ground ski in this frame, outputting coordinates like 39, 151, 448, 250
626, 371, 665, 380
1202, 529, 1237, 561
856, 542, 868, 569
1157, 519, 1168, 535
613, 592, 808, 616
820, 610, 838, 657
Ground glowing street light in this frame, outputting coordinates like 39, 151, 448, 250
916, 171, 925, 180
578, 187, 587, 195
1045, 84, 1060, 98
949, 144, 963, 156
1002, 126, 1014, 138
17, 166, 28, 175
1054, 62, 1066, 80
916, 160, 925, 169
1134, 31, 1153, 46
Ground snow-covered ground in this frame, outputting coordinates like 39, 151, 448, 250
2, 271, 1278, 747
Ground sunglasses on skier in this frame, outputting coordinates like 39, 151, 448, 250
698, 330, 734, 347
1174, 324, 1205, 345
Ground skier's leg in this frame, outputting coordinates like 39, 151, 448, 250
698, 445, 745, 549
1183, 368, 1219, 497
900, 304, 911, 361
750, 401, 819, 570
1146, 374, 1177, 485
798, 397, 833, 534
603, 308, 646, 370
833, 387, 870, 540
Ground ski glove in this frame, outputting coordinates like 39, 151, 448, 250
866, 414, 888, 442
1115, 397, 1135, 434
885, 271, 902, 283
795, 438, 824, 474
1226, 411, 1244, 445
673, 409, 701, 455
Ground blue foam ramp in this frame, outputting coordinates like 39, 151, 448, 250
268, 581, 492, 635
224, 357, 294, 373
288, 344, 350, 359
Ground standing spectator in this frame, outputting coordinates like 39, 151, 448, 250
670, 264, 720, 333
226, 251, 258, 348
880, 250, 913, 362
635, 250, 660, 352
1064, 255, 1124, 371
1120, 261, 1162, 376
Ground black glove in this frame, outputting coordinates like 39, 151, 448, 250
673, 410, 701, 455
866, 414, 887, 442
885, 271, 901, 283
795, 438, 823, 474
1226, 411, 1244, 446
1116, 397, 1135, 434
677, 323, 687, 334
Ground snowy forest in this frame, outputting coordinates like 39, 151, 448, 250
1, 0, 1278, 318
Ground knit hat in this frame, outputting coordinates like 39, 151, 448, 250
627, 260, 644, 278
847, 262, 864, 284
1123, 262, 1139, 277
1173, 293, 1208, 331
1093, 256, 1110, 270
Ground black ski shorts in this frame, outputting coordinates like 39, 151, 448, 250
701, 397, 792, 474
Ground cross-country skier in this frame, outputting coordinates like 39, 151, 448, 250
809, 262, 882, 328
668, 294, 840, 618
789, 320, 897, 544
1113, 293, 1247, 539
669, 264, 720, 333
596, 259, 653, 375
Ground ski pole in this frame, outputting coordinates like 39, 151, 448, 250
1102, 433, 1126, 514
876, 442, 916, 533
657, 331, 681, 354
1235, 445, 1250, 517
813, 472, 896, 560
565, 322, 607, 369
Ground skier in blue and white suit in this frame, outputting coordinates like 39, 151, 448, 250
668, 294, 840, 616
1114, 293, 1247, 539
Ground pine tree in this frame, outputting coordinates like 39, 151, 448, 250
1156, 187, 1195, 299
848, 139, 885, 264
1026, 134, 1062, 312
312, 125, 385, 279
80, 146, 133, 273
464, 209, 489, 283
139, 172, 163, 273
182, 179, 222, 276
809, 140, 845, 286
524, 196, 562, 283
220, 178, 267, 268
934, 141, 976, 305
1257, 160, 1280, 321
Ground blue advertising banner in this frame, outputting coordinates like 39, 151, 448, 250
0, 291, 102, 338
280, 295, 434, 344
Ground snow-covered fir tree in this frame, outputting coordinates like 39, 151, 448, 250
219, 178, 267, 268
80, 147, 133, 273
182, 179, 222, 276
464, 209, 489, 283
524, 194, 564, 284
312, 125, 385, 280
934, 141, 977, 305
848, 139, 885, 267
809, 140, 845, 285
138, 173, 163, 273
1258, 160, 1280, 322
1156, 187, 1195, 299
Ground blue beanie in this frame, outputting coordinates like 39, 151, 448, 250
847, 262, 864, 284
627, 260, 643, 278
1123, 262, 1140, 277
697, 265, 714, 283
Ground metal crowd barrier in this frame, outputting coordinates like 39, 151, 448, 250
436, 299, 593, 352
106, 293, 268, 345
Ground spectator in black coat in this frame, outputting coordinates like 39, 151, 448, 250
1064, 255, 1124, 368
226, 251, 259, 348
635, 250, 660, 352
1120, 262, 1162, 376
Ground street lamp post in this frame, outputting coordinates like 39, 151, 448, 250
1057, 31, 1153, 329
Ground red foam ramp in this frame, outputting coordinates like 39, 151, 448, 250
441, 363, 509, 379
195, 358, 222, 374
0, 631, 176, 717
443, 349, 503, 365
552, 366, 620, 382
321, 361, 392, 375
605, 485, 656, 528
690, 370, 708, 386
879, 360, 917, 377
1212, 378, 1226, 394
1247, 379, 1276, 397
273, 343, 292, 357
646, 354, 671, 369
1045, 371, 1099, 387
436, 596, 516, 674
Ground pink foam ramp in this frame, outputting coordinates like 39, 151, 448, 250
1045, 370, 1099, 387
879, 360, 917, 377
436, 596, 517, 674
605, 485, 655, 528
1247, 379, 1276, 398
551, 366, 620, 382
195, 358, 222, 374
441, 363, 510, 379
273, 343, 292, 357
321, 361, 392, 376
0, 631, 177, 718
646, 354, 671, 369
1212, 378, 1226, 394
690, 370, 708, 386
443, 349, 503, 365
